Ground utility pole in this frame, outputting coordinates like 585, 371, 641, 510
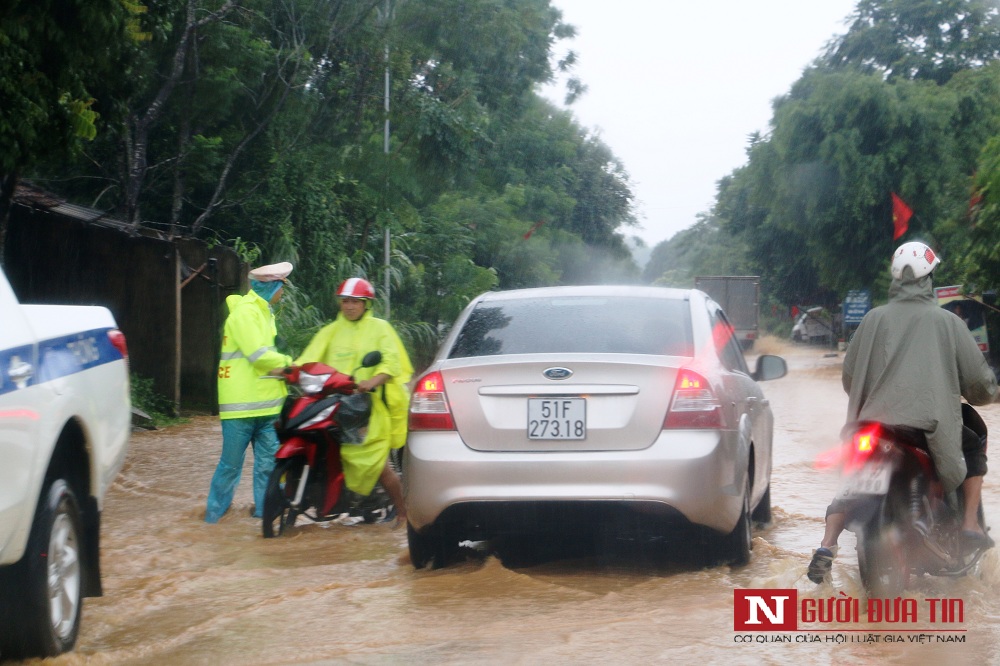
382, 0, 392, 319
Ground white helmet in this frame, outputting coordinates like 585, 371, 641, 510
891, 242, 941, 280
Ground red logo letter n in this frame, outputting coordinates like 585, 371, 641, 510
734, 589, 798, 631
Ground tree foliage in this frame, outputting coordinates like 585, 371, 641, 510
645, 0, 1000, 325
0, 0, 131, 173
10, 0, 639, 365
0, 0, 134, 252
825, 0, 1000, 84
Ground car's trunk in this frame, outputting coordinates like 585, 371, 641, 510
439, 355, 681, 453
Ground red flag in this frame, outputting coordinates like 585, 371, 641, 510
891, 193, 912, 240
969, 184, 983, 223
523, 220, 544, 240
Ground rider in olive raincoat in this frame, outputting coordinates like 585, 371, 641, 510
807, 243, 998, 582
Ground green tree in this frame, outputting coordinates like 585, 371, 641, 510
964, 129, 1000, 287
643, 213, 750, 288
715, 61, 1000, 307
0, 0, 132, 256
13, 0, 641, 362
825, 0, 1000, 84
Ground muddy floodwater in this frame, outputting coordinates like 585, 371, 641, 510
12, 343, 1000, 665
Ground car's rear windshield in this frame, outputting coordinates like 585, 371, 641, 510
448, 295, 693, 358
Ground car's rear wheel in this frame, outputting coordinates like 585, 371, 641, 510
721, 477, 753, 566
0, 479, 83, 659
751, 484, 772, 525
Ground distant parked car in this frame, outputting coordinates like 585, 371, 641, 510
791, 306, 834, 344
404, 285, 787, 569
0, 266, 131, 659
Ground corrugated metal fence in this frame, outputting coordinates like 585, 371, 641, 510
3, 189, 245, 414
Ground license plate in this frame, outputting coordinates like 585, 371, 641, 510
835, 464, 891, 499
527, 398, 586, 440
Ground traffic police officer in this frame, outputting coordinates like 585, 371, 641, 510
205, 261, 293, 523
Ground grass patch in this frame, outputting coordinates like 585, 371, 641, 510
130, 374, 189, 428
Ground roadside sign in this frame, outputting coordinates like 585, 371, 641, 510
843, 290, 870, 325
935, 285, 989, 352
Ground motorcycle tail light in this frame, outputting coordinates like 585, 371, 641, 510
664, 368, 725, 429
409, 370, 455, 430
845, 423, 881, 470
299, 371, 332, 394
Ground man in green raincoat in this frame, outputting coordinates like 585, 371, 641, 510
296, 277, 413, 524
807, 242, 998, 583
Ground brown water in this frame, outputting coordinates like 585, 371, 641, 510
15, 344, 1000, 665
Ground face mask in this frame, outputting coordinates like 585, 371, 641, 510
250, 279, 283, 302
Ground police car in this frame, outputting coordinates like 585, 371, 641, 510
0, 266, 131, 659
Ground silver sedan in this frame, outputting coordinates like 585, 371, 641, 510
404, 285, 787, 569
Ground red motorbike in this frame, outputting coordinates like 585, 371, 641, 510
262, 351, 393, 537
839, 403, 992, 597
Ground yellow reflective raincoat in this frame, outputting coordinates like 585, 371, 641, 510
296, 310, 413, 494
218, 291, 292, 419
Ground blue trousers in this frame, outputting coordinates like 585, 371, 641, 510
205, 416, 280, 522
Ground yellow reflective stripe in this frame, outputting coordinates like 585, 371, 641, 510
221, 346, 275, 363
247, 346, 275, 363
219, 398, 285, 412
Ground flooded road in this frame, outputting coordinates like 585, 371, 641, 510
14, 343, 1000, 665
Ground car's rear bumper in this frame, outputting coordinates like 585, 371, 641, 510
404, 429, 746, 535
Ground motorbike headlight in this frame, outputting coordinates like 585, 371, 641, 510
299, 372, 332, 394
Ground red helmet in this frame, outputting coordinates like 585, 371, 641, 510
336, 277, 375, 299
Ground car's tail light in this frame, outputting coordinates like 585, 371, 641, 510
108, 329, 130, 390
844, 423, 881, 471
663, 368, 724, 429
408, 371, 455, 431
108, 329, 128, 360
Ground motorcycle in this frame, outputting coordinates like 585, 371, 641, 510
838, 403, 992, 597
261, 351, 394, 538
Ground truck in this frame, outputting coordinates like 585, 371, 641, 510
0, 266, 131, 659
694, 276, 761, 351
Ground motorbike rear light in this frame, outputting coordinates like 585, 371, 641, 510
857, 432, 874, 453
408, 370, 455, 431
845, 423, 881, 470
663, 368, 725, 429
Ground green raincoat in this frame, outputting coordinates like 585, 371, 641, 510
842, 275, 997, 492
296, 310, 413, 495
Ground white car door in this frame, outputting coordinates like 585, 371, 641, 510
0, 271, 47, 562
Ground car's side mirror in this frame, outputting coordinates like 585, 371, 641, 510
752, 354, 787, 382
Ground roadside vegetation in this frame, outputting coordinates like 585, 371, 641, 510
644, 1, 1000, 316
130, 374, 189, 428
3, 1, 1000, 359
